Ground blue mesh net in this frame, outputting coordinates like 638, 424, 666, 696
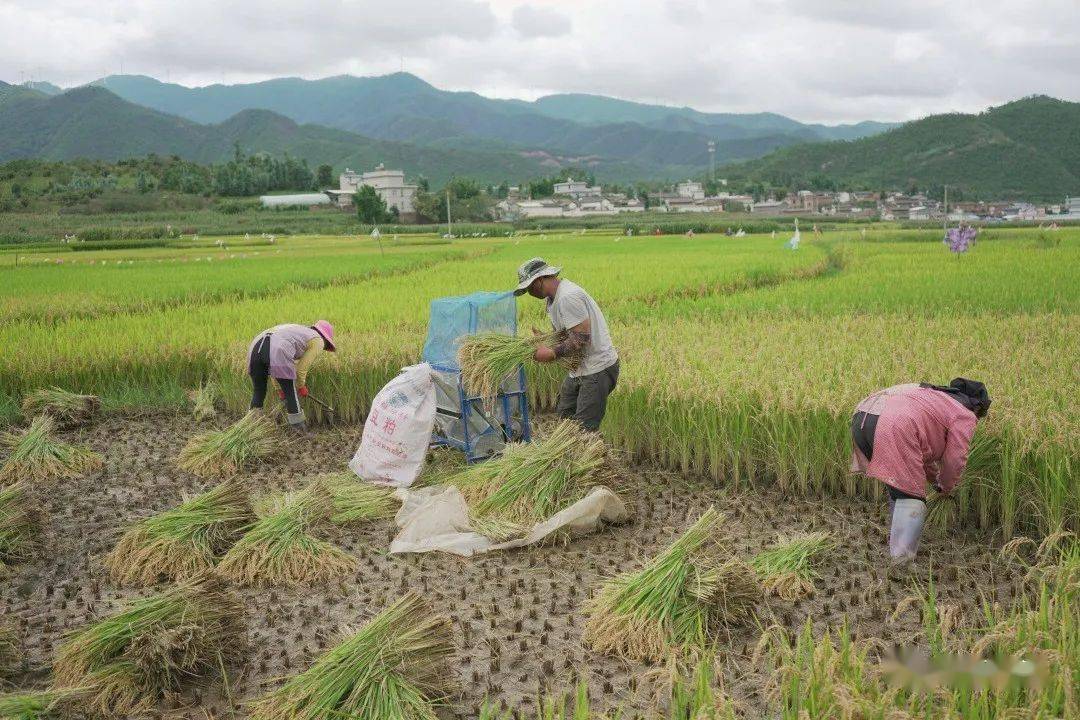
422, 291, 518, 370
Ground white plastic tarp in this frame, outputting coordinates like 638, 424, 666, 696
389, 485, 629, 556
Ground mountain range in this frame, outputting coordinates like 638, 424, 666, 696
2, 72, 1077, 199
724, 96, 1080, 200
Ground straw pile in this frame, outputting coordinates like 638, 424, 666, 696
53, 574, 245, 717
0, 621, 18, 680
750, 532, 834, 600
177, 411, 277, 478
325, 473, 398, 525
445, 419, 620, 541
0, 482, 39, 575
104, 480, 254, 585
0, 416, 103, 485
187, 383, 219, 421
217, 482, 353, 586
924, 489, 958, 538
21, 387, 100, 428
458, 331, 581, 400
0, 690, 81, 719
584, 507, 760, 661
249, 592, 455, 720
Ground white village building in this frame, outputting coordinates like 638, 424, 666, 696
553, 178, 603, 197
325, 164, 418, 217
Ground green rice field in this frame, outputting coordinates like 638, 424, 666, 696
0, 224, 1076, 718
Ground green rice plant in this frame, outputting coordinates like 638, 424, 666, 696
0, 482, 39, 575
104, 479, 254, 585
52, 574, 245, 718
584, 507, 760, 662
445, 419, 620, 541
458, 331, 578, 400
750, 532, 835, 600
20, 387, 100, 428
216, 482, 353, 586
0, 622, 18, 680
248, 592, 455, 720
186, 382, 219, 421
0, 689, 81, 719
176, 410, 278, 478
0, 416, 102, 485
324, 472, 398, 525
924, 489, 959, 540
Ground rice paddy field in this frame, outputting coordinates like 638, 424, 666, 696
0, 225, 1077, 718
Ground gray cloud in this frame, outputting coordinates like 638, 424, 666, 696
511, 4, 571, 38
0, 0, 1077, 123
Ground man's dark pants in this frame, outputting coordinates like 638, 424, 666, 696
556, 360, 620, 431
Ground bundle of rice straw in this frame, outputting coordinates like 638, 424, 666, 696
21, 387, 100, 428
0, 416, 102, 484
177, 411, 277, 479
53, 574, 245, 717
324, 472, 398, 525
445, 419, 619, 541
750, 532, 835, 600
217, 482, 353, 586
924, 489, 958, 538
187, 383, 219, 421
249, 592, 455, 720
104, 480, 254, 585
0, 689, 82, 719
0, 621, 18, 680
0, 482, 39, 575
584, 507, 761, 662
458, 330, 581, 400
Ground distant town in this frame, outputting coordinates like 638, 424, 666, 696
261, 164, 1080, 224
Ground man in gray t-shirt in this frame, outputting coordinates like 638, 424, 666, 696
514, 257, 620, 431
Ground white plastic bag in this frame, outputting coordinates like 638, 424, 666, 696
349, 363, 435, 487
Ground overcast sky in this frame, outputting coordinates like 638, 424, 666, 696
2, 0, 1078, 124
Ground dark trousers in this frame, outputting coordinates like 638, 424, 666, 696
249, 335, 300, 415
852, 410, 922, 504
557, 360, 619, 432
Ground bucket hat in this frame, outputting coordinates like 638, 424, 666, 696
311, 320, 336, 352
514, 257, 561, 296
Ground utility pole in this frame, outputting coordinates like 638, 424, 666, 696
707, 141, 716, 182
943, 184, 949, 231
446, 189, 452, 237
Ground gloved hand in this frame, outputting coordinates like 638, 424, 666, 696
298, 386, 309, 398
277, 390, 285, 400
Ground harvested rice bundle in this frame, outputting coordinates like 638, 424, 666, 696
186, 383, 219, 421
53, 574, 244, 718
584, 507, 760, 662
458, 331, 580, 400
249, 592, 454, 720
21, 387, 100, 428
0, 416, 102, 485
0, 482, 39, 575
924, 490, 958, 538
104, 480, 254, 585
0, 622, 18, 680
0, 689, 80, 719
177, 411, 277, 479
217, 483, 353, 586
447, 419, 619, 541
750, 532, 835, 600
324, 473, 398, 525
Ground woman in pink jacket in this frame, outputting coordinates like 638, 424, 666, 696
850, 378, 991, 565
247, 321, 336, 432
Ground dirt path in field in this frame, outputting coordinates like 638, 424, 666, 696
1, 413, 1026, 718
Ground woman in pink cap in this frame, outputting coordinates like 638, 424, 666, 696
850, 378, 990, 567
247, 320, 335, 432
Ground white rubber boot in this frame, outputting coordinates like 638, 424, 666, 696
889, 499, 927, 565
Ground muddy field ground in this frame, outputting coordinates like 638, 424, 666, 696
1, 413, 1027, 718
